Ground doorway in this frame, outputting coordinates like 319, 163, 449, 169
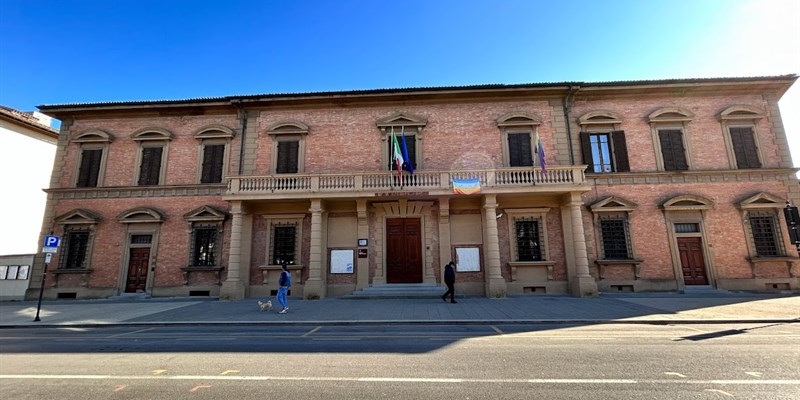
677, 237, 709, 285
386, 218, 422, 283
125, 247, 150, 293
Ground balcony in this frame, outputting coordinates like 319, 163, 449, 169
224, 166, 589, 200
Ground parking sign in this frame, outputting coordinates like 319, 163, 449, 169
42, 235, 61, 253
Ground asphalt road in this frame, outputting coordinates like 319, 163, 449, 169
1, 322, 799, 399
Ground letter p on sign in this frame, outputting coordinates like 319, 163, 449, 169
42, 235, 61, 253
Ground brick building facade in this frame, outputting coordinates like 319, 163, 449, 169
28, 76, 800, 301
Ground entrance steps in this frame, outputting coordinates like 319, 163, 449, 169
343, 283, 462, 300
681, 285, 730, 295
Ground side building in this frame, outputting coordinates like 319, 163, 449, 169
28, 76, 800, 301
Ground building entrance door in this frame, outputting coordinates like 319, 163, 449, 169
125, 247, 150, 293
677, 237, 709, 285
386, 218, 422, 283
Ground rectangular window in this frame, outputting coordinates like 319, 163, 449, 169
580, 131, 630, 173
658, 129, 688, 171
729, 127, 762, 169
599, 216, 632, 259
77, 148, 102, 187
277, 141, 299, 173
60, 229, 90, 269
201, 144, 225, 183
507, 132, 533, 167
748, 212, 784, 257
387, 134, 417, 171
271, 224, 297, 264
192, 227, 218, 266
138, 146, 163, 185
515, 218, 542, 261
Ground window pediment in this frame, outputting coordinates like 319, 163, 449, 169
194, 125, 235, 139
131, 128, 173, 141
589, 196, 638, 213
376, 113, 428, 130
496, 112, 542, 127
117, 207, 166, 223
184, 205, 227, 222
648, 107, 695, 124
578, 110, 623, 126
54, 208, 102, 224
661, 195, 714, 211
267, 121, 309, 135
738, 192, 785, 210
718, 105, 765, 121
72, 130, 113, 143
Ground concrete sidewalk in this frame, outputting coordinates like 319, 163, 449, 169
0, 292, 798, 328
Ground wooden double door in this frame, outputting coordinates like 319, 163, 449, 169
678, 237, 709, 285
386, 218, 423, 283
125, 247, 150, 293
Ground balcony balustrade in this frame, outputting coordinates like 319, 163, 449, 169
225, 166, 587, 198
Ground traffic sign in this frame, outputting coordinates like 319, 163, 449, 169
43, 235, 61, 248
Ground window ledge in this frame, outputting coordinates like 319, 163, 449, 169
52, 268, 93, 288
180, 266, 224, 286
594, 259, 644, 280
746, 256, 799, 277
258, 265, 304, 285
508, 261, 555, 281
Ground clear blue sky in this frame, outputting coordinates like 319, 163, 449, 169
1, 0, 798, 163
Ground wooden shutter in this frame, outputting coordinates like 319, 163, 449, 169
729, 127, 762, 169
77, 148, 102, 187
138, 146, 163, 185
611, 131, 630, 172
658, 130, 688, 171
579, 132, 594, 173
201, 144, 225, 183
508, 132, 532, 167
403, 135, 416, 171
277, 141, 299, 173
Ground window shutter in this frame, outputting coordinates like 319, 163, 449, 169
611, 131, 630, 172
659, 130, 687, 171
138, 146, 163, 185
77, 148, 102, 187
579, 132, 594, 173
201, 144, 225, 183
404, 135, 416, 171
730, 127, 761, 169
277, 141, 299, 173
508, 133, 532, 167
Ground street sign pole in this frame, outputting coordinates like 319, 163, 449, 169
34, 233, 59, 322
32, 253, 51, 322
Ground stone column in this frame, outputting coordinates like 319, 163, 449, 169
304, 199, 326, 299
437, 196, 452, 285
356, 199, 369, 290
482, 194, 507, 297
564, 192, 598, 297
220, 201, 246, 300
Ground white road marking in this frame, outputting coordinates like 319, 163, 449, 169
0, 374, 798, 386
665, 372, 687, 378
489, 325, 504, 334
152, 370, 166, 375
302, 326, 322, 337
220, 370, 239, 375
113, 385, 127, 392
704, 389, 734, 396
189, 384, 212, 392
108, 327, 154, 338
745, 372, 762, 377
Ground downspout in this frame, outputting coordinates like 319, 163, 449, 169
233, 99, 247, 175
563, 85, 579, 164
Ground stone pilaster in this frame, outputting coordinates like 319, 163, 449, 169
220, 201, 246, 300
304, 199, 326, 299
437, 196, 452, 284
356, 199, 369, 289
482, 194, 507, 297
564, 192, 598, 297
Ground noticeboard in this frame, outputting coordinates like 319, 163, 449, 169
455, 247, 480, 272
330, 249, 354, 274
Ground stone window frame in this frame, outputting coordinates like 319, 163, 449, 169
589, 196, 643, 279
183, 205, 227, 268
117, 207, 165, 292
496, 112, 542, 168
376, 113, 427, 171
648, 107, 695, 171
194, 125, 235, 184
262, 214, 305, 267
718, 105, 765, 170
71, 130, 112, 187
661, 194, 716, 287
53, 209, 101, 270
505, 208, 551, 263
266, 121, 308, 174
577, 110, 630, 173
737, 192, 796, 261
130, 128, 172, 186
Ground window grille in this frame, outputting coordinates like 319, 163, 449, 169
515, 217, 542, 261
600, 216, 631, 259
192, 226, 218, 266
674, 223, 699, 233
60, 229, 90, 269
748, 212, 784, 257
271, 223, 297, 265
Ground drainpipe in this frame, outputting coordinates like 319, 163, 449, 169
563, 85, 579, 164
233, 99, 247, 175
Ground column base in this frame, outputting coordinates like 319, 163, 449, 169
570, 275, 598, 297
485, 277, 508, 298
220, 280, 246, 300
303, 278, 327, 300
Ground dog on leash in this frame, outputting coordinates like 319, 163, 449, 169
258, 300, 273, 312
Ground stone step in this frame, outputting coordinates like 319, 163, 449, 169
343, 284, 463, 300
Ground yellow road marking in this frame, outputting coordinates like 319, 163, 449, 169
189, 384, 212, 392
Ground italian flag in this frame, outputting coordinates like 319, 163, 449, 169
391, 130, 404, 178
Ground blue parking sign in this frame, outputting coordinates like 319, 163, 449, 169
44, 235, 61, 248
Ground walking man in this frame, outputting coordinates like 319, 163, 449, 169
441, 261, 457, 303
278, 262, 291, 313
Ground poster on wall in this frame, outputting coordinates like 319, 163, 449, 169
17, 265, 30, 280
455, 247, 480, 272
330, 249, 354, 274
